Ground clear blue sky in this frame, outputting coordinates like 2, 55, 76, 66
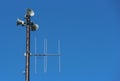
0, 0, 120, 81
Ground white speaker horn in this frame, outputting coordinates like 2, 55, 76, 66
17, 18, 25, 26
31, 24, 39, 31
26, 9, 35, 17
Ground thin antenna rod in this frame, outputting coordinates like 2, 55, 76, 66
59, 56, 61, 72
44, 39, 45, 72
46, 39, 48, 72
34, 36, 37, 74
58, 40, 61, 72
44, 39, 48, 72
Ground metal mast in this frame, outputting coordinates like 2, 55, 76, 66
17, 8, 61, 81
25, 15, 31, 81
17, 9, 38, 81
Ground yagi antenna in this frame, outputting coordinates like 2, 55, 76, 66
33, 38, 61, 74
32, 38, 61, 73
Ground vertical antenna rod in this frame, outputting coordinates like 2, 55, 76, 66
44, 39, 48, 72
34, 37, 37, 74
58, 40, 61, 72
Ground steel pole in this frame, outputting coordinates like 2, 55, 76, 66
25, 16, 31, 81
